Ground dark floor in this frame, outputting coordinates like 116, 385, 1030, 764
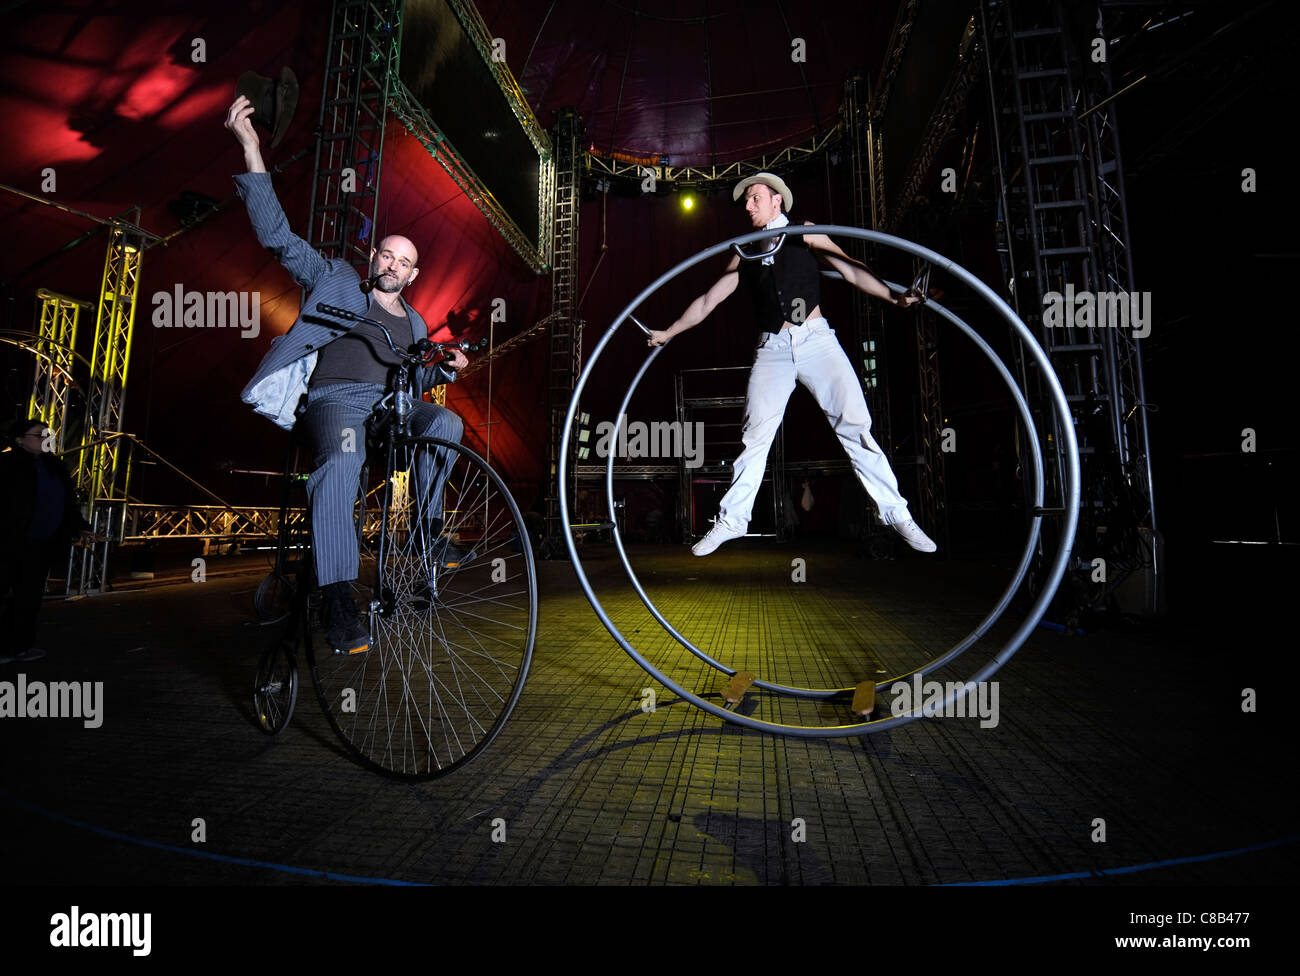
1, 539, 1296, 887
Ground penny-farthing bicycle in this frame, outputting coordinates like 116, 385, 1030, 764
254, 305, 538, 779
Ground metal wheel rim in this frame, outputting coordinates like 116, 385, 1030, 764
306, 436, 538, 778
560, 224, 1079, 737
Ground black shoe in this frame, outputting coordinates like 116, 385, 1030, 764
321, 582, 369, 654
425, 518, 475, 568
430, 536, 476, 569
409, 575, 438, 612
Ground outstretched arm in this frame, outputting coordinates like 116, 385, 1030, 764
647, 255, 742, 346
804, 224, 918, 307
225, 96, 328, 290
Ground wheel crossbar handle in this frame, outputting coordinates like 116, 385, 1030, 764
561, 224, 1079, 737
731, 232, 786, 261
624, 314, 657, 338
911, 262, 932, 298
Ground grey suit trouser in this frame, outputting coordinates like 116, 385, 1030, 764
301, 381, 463, 586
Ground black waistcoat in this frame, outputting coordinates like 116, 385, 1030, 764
738, 237, 822, 333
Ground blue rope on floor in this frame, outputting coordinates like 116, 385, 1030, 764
937, 834, 1300, 886
1, 791, 433, 886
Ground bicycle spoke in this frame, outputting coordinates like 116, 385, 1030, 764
306, 435, 536, 779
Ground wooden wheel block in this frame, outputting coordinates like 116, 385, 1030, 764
851, 680, 876, 716
722, 671, 757, 704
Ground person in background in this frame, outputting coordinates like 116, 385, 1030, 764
0, 418, 94, 664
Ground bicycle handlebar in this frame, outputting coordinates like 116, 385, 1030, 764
314, 303, 487, 360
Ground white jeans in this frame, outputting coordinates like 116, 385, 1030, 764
714, 317, 911, 531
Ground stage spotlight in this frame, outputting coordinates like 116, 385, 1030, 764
168, 190, 220, 228
680, 194, 696, 212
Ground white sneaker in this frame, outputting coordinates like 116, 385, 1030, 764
691, 522, 746, 556
890, 518, 937, 553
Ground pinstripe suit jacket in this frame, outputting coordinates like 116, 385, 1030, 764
234, 172, 456, 429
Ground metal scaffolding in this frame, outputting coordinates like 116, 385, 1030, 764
28, 289, 89, 456
888, 17, 983, 231
844, 73, 893, 463
388, 79, 555, 274
307, 0, 404, 276
1077, 3, 1156, 552
387, 0, 553, 273
71, 220, 144, 594
866, 2, 963, 553
586, 127, 842, 191
913, 306, 948, 549
676, 368, 786, 543
981, 0, 1158, 610
542, 109, 585, 553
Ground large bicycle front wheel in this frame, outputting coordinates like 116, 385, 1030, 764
305, 436, 538, 779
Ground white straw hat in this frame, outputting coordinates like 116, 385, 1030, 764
732, 172, 793, 212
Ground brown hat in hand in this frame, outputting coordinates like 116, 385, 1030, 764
236, 66, 300, 149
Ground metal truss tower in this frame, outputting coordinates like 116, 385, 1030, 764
981, 0, 1158, 610
913, 298, 948, 550
882, 14, 984, 556
844, 74, 893, 462
1076, 2, 1157, 577
307, 0, 404, 278
28, 288, 89, 455
72, 219, 144, 594
865, 0, 959, 553
543, 109, 584, 553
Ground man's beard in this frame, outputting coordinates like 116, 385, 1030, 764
366, 267, 400, 293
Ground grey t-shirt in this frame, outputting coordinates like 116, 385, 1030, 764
310, 302, 409, 388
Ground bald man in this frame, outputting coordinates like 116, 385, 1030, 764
226, 95, 466, 655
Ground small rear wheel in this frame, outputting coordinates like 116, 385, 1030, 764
254, 640, 299, 735
254, 569, 295, 623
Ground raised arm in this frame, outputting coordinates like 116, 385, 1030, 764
647, 254, 741, 346
225, 95, 328, 290
803, 224, 918, 307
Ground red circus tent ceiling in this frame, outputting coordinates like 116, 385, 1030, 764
0, 0, 901, 507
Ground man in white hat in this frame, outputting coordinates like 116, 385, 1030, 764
647, 172, 936, 556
